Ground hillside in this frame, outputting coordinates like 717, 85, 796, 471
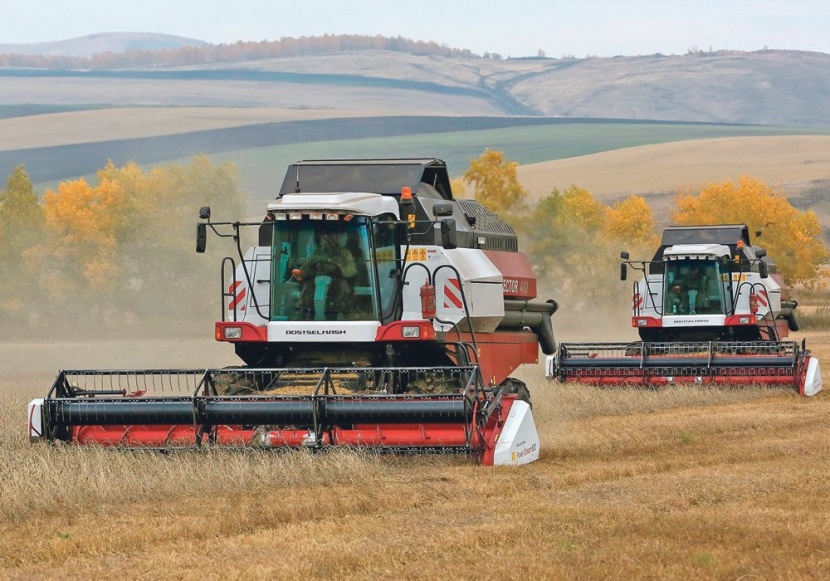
1, 41, 829, 224
0, 32, 207, 57
1, 40, 830, 126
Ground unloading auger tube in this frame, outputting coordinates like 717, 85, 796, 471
545, 340, 822, 396
28, 366, 541, 466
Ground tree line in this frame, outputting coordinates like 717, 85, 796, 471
454, 149, 828, 310
0, 34, 478, 70
0, 156, 243, 334
1, 150, 826, 334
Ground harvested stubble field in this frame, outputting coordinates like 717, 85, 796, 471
1, 336, 829, 579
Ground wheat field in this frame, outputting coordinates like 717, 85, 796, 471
1, 333, 828, 579
518, 134, 830, 201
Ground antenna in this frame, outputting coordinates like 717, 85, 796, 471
295, 163, 301, 193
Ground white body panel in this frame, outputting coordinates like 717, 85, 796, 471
544, 355, 556, 379
229, 246, 270, 326
268, 320, 381, 342
27, 398, 44, 442
804, 357, 823, 396
492, 400, 540, 465
402, 246, 504, 333
634, 246, 783, 324
663, 244, 730, 259
662, 314, 727, 328
267, 192, 400, 218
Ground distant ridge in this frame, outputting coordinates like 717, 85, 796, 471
0, 32, 207, 57
0, 36, 828, 127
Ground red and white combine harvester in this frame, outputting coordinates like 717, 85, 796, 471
547, 224, 821, 395
29, 159, 558, 465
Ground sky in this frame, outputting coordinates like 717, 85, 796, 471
2, 0, 830, 58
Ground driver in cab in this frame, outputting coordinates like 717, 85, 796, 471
292, 231, 357, 319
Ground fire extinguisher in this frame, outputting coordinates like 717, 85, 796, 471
749, 291, 759, 314
420, 282, 436, 319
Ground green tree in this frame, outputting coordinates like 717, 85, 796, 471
0, 165, 43, 323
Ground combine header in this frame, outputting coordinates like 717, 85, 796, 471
29, 159, 557, 465
547, 225, 821, 396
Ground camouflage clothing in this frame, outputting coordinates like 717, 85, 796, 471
294, 234, 357, 320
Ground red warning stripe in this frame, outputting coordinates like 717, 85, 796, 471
633, 292, 643, 310
228, 281, 247, 311
443, 278, 463, 309
757, 289, 768, 307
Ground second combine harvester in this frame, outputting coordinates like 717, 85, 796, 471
548, 224, 821, 395
29, 159, 558, 465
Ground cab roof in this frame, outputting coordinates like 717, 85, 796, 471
278, 158, 454, 200
661, 224, 751, 247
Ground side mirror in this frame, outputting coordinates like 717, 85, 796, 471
432, 203, 453, 217
196, 223, 207, 253
440, 219, 457, 249
759, 259, 769, 279
199, 206, 211, 220
755, 247, 767, 258
620, 263, 628, 281
620, 251, 630, 260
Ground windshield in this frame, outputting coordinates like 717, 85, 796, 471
270, 216, 379, 322
663, 259, 725, 316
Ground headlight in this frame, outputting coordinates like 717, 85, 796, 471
401, 326, 421, 338
224, 326, 243, 339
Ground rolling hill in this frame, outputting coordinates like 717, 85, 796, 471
1, 37, 829, 217
0, 32, 206, 57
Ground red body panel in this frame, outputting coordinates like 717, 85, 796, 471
483, 250, 537, 300
453, 331, 539, 386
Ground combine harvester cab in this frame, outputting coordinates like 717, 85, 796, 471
29, 159, 557, 465
546, 224, 821, 396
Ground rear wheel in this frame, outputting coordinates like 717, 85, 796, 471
499, 377, 532, 407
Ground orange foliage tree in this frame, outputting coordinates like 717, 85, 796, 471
673, 176, 828, 286
603, 195, 659, 248
520, 185, 657, 306
36, 156, 243, 329
42, 177, 125, 293
460, 149, 528, 216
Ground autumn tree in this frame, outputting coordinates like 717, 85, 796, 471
461, 149, 527, 215
520, 185, 658, 308
38, 156, 244, 330
41, 177, 126, 314
0, 165, 43, 323
602, 194, 659, 249
450, 177, 467, 198
672, 176, 828, 286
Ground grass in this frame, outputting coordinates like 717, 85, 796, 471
2, 349, 829, 578
798, 306, 830, 330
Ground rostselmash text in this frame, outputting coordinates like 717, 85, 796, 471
286, 330, 348, 335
